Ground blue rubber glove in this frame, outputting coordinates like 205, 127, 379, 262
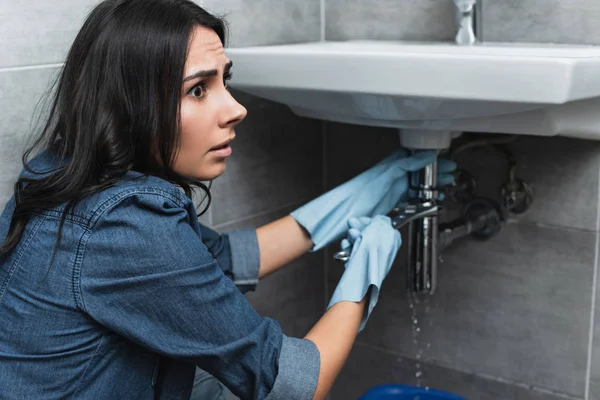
290, 150, 455, 251
328, 215, 401, 332
340, 216, 371, 252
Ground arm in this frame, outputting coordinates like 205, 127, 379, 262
255, 215, 313, 279
197, 214, 311, 285
305, 294, 367, 400
198, 223, 261, 293
248, 154, 456, 279
80, 191, 369, 399
257, 216, 371, 399
79, 192, 318, 400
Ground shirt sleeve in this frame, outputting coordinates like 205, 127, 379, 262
197, 223, 260, 293
76, 190, 319, 400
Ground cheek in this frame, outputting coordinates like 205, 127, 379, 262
174, 100, 224, 179
179, 102, 210, 151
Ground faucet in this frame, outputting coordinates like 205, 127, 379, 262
453, 0, 478, 45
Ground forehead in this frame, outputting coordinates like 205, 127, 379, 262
185, 25, 228, 71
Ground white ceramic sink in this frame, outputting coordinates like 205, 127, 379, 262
226, 40, 600, 140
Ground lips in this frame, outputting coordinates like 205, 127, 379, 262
210, 137, 234, 151
210, 143, 229, 151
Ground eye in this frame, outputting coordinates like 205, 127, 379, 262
188, 82, 207, 100
223, 72, 233, 89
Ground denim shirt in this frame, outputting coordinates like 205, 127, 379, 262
0, 151, 319, 400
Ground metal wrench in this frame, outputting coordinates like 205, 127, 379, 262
332, 201, 440, 263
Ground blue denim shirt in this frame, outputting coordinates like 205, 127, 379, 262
0, 150, 319, 399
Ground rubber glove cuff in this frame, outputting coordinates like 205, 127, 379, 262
327, 215, 401, 332
291, 151, 445, 252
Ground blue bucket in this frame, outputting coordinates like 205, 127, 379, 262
358, 384, 467, 400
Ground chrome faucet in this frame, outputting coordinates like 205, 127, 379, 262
453, 0, 478, 45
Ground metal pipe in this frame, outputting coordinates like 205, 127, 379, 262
438, 214, 488, 252
406, 160, 438, 294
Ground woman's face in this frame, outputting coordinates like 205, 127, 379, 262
174, 25, 247, 180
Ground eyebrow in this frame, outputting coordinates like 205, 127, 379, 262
183, 60, 233, 83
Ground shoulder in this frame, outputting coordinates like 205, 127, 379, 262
82, 172, 194, 229
24, 149, 194, 227
79, 173, 212, 266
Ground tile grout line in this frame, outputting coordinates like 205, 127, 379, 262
320, 0, 326, 42
0, 63, 64, 72
520, 219, 597, 235
211, 198, 315, 230
321, 122, 332, 400
584, 165, 600, 399
355, 341, 582, 400
207, 195, 213, 226
322, 121, 329, 310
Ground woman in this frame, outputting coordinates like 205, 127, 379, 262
0, 0, 454, 399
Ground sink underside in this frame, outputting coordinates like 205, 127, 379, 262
226, 41, 600, 139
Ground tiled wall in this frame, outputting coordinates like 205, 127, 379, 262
0, 0, 98, 207
324, 1, 600, 400
326, 130, 600, 400
482, 0, 600, 45
3, 1, 600, 400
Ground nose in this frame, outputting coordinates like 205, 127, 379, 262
219, 90, 247, 129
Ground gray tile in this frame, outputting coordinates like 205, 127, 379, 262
331, 343, 579, 400
329, 223, 594, 397
482, 0, 600, 45
0, 1, 99, 68
203, 0, 320, 47
0, 67, 61, 209
591, 320, 600, 397
324, 121, 402, 189
244, 251, 324, 338
210, 90, 323, 226
453, 135, 600, 231
215, 206, 326, 338
191, 186, 213, 226
588, 238, 600, 400
325, 0, 455, 42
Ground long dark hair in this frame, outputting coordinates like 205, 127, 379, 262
0, 0, 226, 258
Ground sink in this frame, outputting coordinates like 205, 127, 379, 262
226, 40, 600, 140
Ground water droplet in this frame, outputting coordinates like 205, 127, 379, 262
415, 371, 422, 378
425, 386, 430, 391
413, 318, 418, 324
416, 327, 421, 333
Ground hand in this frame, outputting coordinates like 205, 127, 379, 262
290, 150, 455, 251
340, 216, 371, 257
327, 215, 401, 332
